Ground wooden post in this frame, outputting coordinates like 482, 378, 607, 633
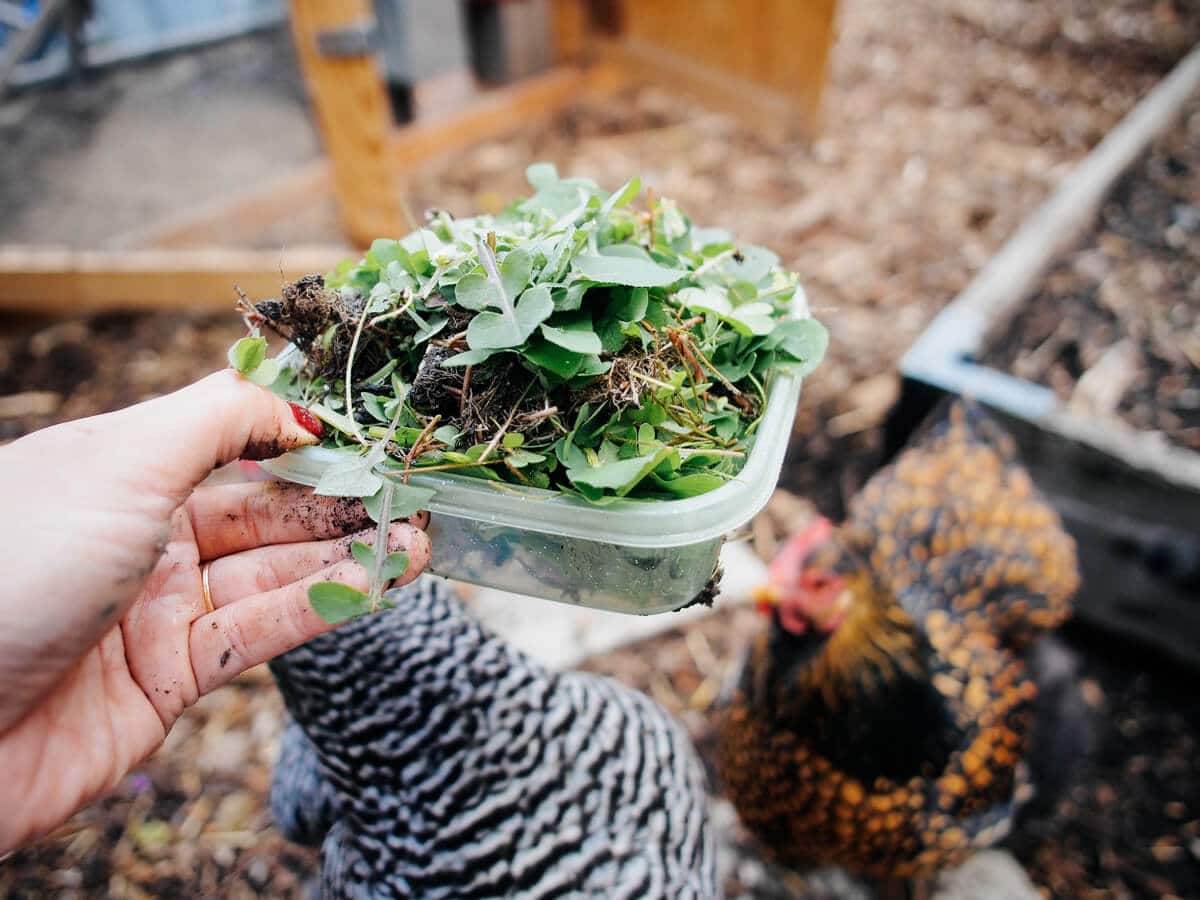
288, 0, 406, 247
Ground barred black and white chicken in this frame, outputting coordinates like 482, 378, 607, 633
268, 576, 717, 899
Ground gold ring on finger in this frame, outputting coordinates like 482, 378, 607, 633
200, 562, 215, 615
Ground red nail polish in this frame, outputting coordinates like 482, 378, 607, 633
289, 402, 325, 438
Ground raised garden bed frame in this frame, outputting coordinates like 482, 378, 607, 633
893, 44, 1200, 668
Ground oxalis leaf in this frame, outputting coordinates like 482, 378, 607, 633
566, 447, 675, 497
314, 454, 383, 498
599, 175, 641, 217
767, 318, 829, 377
608, 286, 648, 322
442, 347, 497, 367
526, 161, 559, 191
540, 316, 602, 354
308, 582, 371, 625
228, 336, 267, 374
523, 339, 586, 379
363, 480, 436, 522
650, 471, 728, 498
466, 284, 554, 350
573, 254, 687, 287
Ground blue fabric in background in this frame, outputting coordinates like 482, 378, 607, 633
1, 0, 286, 87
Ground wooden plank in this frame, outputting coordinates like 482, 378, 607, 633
593, 38, 805, 140
616, 0, 836, 132
0, 246, 347, 315
391, 64, 619, 170
106, 161, 334, 250
288, 0, 406, 246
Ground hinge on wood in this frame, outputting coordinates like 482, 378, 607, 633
316, 18, 379, 58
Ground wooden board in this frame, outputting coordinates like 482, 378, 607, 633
391, 63, 620, 170
0, 246, 346, 315
593, 38, 804, 140
617, 0, 838, 133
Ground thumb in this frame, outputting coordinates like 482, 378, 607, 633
103, 369, 324, 508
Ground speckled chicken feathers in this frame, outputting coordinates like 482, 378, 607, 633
716, 402, 1078, 879
842, 401, 1079, 643
269, 577, 717, 899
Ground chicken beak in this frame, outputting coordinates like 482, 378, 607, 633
751, 583, 780, 616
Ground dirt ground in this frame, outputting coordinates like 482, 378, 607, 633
1, 1, 1198, 897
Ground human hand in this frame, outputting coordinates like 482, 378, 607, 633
0, 370, 431, 852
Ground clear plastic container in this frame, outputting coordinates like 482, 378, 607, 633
263, 295, 810, 614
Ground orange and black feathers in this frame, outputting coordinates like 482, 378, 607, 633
715, 402, 1079, 879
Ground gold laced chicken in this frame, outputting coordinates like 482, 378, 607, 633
715, 402, 1080, 879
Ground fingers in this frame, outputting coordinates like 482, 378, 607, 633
191, 481, 367, 560
188, 481, 429, 561
189, 525, 431, 695
110, 370, 323, 510
205, 520, 429, 608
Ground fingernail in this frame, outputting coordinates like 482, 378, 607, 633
289, 402, 325, 438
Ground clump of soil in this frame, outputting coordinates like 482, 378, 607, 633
983, 99, 1200, 451
254, 277, 381, 381
252, 281, 575, 446
407, 344, 465, 418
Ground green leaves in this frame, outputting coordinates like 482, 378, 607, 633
381, 551, 411, 581
442, 348, 497, 367
566, 447, 675, 497
540, 314, 602, 354
350, 540, 410, 581
308, 582, 370, 625
229, 336, 266, 373
453, 270, 496, 311
767, 318, 829, 376
573, 253, 688, 287
522, 339, 587, 378
526, 161, 560, 191
314, 454, 382, 498
599, 175, 641, 217
228, 336, 279, 387
608, 286, 648, 322
679, 288, 775, 336
363, 481, 436, 521
466, 285, 554, 350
